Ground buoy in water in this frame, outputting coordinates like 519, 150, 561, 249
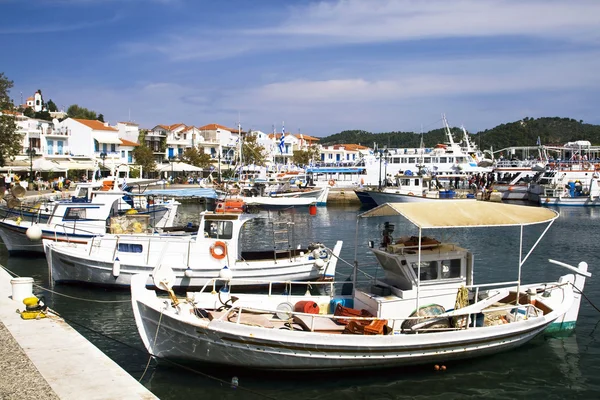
434, 365, 440, 371
309, 204, 317, 216
26, 225, 43, 241
184, 267, 193, 278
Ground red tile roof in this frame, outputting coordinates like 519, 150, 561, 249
73, 118, 118, 131
198, 123, 237, 132
119, 139, 139, 147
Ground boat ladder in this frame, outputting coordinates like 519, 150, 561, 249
271, 219, 294, 261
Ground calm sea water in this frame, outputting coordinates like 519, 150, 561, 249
2, 204, 600, 400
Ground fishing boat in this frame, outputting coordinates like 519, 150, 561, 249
539, 174, 600, 206
0, 184, 179, 255
355, 173, 475, 206
130, 201, 590, 370
222, 181, 328, 208
44, 211, 343, 287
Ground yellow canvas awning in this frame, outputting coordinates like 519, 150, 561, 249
359, 201, 558, 228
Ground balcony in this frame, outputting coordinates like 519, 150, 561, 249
45, 128, 71, 137
146, 130, 167, 138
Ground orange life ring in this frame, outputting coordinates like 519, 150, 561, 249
328, 179, 335, 187
407, 192, 414, 196
210, 241, 227, 260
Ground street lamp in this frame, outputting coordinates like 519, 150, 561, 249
377, 148, 389, 190
383, 148, 389, 187
169, 156, 177, 184
100, 152, 107, 176
27, 140, 36, 184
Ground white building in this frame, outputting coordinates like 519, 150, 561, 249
25, 90, 44, 112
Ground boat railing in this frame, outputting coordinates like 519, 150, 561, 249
193, 278, 341, 298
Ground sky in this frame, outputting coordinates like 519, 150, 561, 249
1, 0, 600, 137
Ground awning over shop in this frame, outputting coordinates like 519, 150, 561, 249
57, 159, 98, 170
93, 134, 122, 144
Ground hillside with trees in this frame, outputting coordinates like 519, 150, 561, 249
319, 117, 600, 151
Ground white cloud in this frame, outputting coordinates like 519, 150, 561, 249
120, 0, 600, 61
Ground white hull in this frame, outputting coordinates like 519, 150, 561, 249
44, 226, 343, 287
47, 246, 337, 287
368, 191, 474, 205
540, 196, 600, 207
131, 275, 577, 370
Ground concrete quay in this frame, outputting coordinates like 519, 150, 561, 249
0, 267, 157, 400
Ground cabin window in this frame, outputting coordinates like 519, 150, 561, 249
412, 261, 438, 281
408, 157, 416, 163
439, 157, 447, 163
118, 243, 143, 253
204, 221, 233, 239
63, 207, 86, 220
392, 157, 400, 164
423, 157, 431, 164
441, 259, 461, 279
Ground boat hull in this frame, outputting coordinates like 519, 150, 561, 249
540, 196, 600, 207
133, 296, 554, 370
368, 191, 475, 205
45, 240, 342, 288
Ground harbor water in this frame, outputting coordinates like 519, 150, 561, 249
2, 204, 600, 399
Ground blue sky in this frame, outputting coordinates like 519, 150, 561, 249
2, 0, 599, 137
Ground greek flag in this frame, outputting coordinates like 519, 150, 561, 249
279, 123, 285, 153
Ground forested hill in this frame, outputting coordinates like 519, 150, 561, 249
319, 117, 600, 150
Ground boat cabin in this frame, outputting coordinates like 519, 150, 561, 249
354, 227, 474, 322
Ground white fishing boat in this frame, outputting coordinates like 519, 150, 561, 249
356, 173, 475, 205
44, 211, 343, 287
223, 182, 329, 208
0, 184, 179, 255
527, 141, 600, 203
539, 174, 600, 206
130, 202, 590, 370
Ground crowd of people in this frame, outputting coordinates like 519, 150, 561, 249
0, 173, 71, 192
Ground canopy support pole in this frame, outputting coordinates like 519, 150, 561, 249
416, 227, 422, 325
352, 217, 359, 296
516, 224, 524, 305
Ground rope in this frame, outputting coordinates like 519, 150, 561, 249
571, 282, 600, 313
47, 307, 278, 398
452, 286, 469, 328
139, 303, 165, 382
1, 264, 130, 304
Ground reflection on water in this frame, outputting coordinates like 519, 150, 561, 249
1, 204, 600, 399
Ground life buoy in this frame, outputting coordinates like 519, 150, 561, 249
407, 192, 414, 196
210, 241, 227, 260
328, 179, 335, 187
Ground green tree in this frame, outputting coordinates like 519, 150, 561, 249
23, 107, 35, 118
34, 110, 52, 121
0, 72, 23, 166
181, 146, 213, 168
292, 145, 320, 166
67, 104, 98, 120
241, 134, 267, 166
46, 99, 58, 112
132, 145, 156, 178
97, 113, 105, 122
